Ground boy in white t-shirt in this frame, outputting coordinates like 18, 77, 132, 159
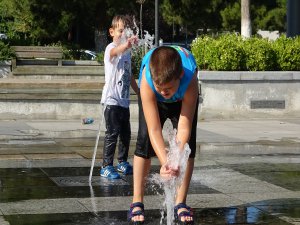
100, 15, 139, 179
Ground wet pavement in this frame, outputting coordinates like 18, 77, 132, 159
0, 119, 299, 225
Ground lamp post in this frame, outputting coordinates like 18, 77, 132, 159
287, 0, 300, 37
155, 0, 159, 47
136, 0, 146, 39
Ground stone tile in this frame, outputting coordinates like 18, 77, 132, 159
29, 159, 91, 168
0, 198, 88, 215
228, 163, 300, 191
193, 168, 292, 194
187, 193, 244, 209
25, 153, 84, 160
230, 192, 300, 205
78, 196, 133, 212
7, 140, 56, 145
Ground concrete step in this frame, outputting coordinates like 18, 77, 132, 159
1, 61, 138, 120
0, 78, 138, 120
0, 78, 103, 100
0, 78, 104, 88
12, 65, 105, 79
0, 78, 138, 101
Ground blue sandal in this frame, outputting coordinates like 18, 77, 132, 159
127, 202, 145, 224
174, 203, 194, 225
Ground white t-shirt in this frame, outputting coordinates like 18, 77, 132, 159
101, 42, 132, 108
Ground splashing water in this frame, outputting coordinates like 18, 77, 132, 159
150, 119, 191, 225
121, 17, 155, 53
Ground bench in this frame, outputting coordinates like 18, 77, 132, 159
11, 46, 63, 69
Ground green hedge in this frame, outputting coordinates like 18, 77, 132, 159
191, 34, 300, 71
0, 41, 15, 61
272, 36, 300, 71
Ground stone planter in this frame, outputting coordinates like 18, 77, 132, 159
198, 71, 300, 119
0, 60, 12, 78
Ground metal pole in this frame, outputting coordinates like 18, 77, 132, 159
287, 0, 300, 37
155, 0, 159, 47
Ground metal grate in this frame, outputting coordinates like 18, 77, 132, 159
251, 100, 285, 109
50, 176, 129, 187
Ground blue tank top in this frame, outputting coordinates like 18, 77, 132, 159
138, 46, 197, 103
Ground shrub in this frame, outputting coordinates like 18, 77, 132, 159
191, 34, 300, 71
191, 34, 245, 71
96, 51, 104, 64
0, 41, 15, 61
273, 35, 300, 71
131, 46, 144, 79
191, 36, 213, 70
243, 37, 277, 71
211, 34, 245, 71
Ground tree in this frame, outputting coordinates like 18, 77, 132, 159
30, 0, 104, 47
0, 0, 288, 49
0, 0, 33, 44
253, 0, 286, 32
220, 2, 240, 32
221, 0, 287, 34
161, 0, 223, 38
241, 0, 252, 37
29, 0, 138, 49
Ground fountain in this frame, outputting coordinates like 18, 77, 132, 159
150, 119, 191, 225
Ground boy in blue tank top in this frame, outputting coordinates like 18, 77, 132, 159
128, 46, 199, 224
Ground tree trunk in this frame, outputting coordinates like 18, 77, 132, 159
241, 0, 252, 38
95, 29, 107, 52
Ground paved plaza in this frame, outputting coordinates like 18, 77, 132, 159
0, 118, 299, 224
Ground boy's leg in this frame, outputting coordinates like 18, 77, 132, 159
129, 155, 151, 222
168, 98, 198, 222
102, 106, 121, 167
117, 107, 130, 162
175, 158, 194, 204
130, 96, 154, 222
133, 155, 151, 203
165, 101, 194, 203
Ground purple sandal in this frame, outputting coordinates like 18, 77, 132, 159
127, 202, 144, 224
174, 203, 194, 225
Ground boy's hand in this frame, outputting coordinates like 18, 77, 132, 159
160, 163, 179, 179
126, 36, 138, 49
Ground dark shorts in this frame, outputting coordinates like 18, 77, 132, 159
134, 96, 199, 159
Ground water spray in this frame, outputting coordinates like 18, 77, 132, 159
150, 119, 191, 225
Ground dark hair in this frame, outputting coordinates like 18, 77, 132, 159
149, 46, 182, 85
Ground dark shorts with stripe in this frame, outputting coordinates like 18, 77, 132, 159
134, 96, 199, 159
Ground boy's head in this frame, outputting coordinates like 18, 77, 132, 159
109, 15, 128, 43
149, 46, 183, 99
150, 46, 183, 85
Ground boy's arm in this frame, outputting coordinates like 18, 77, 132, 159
140, 69, 167, 165
177, 72, 199, 150
110, 36, 137, 59
130, 76, 139, 95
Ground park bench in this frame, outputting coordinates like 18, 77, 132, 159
11, 46, 63, 69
